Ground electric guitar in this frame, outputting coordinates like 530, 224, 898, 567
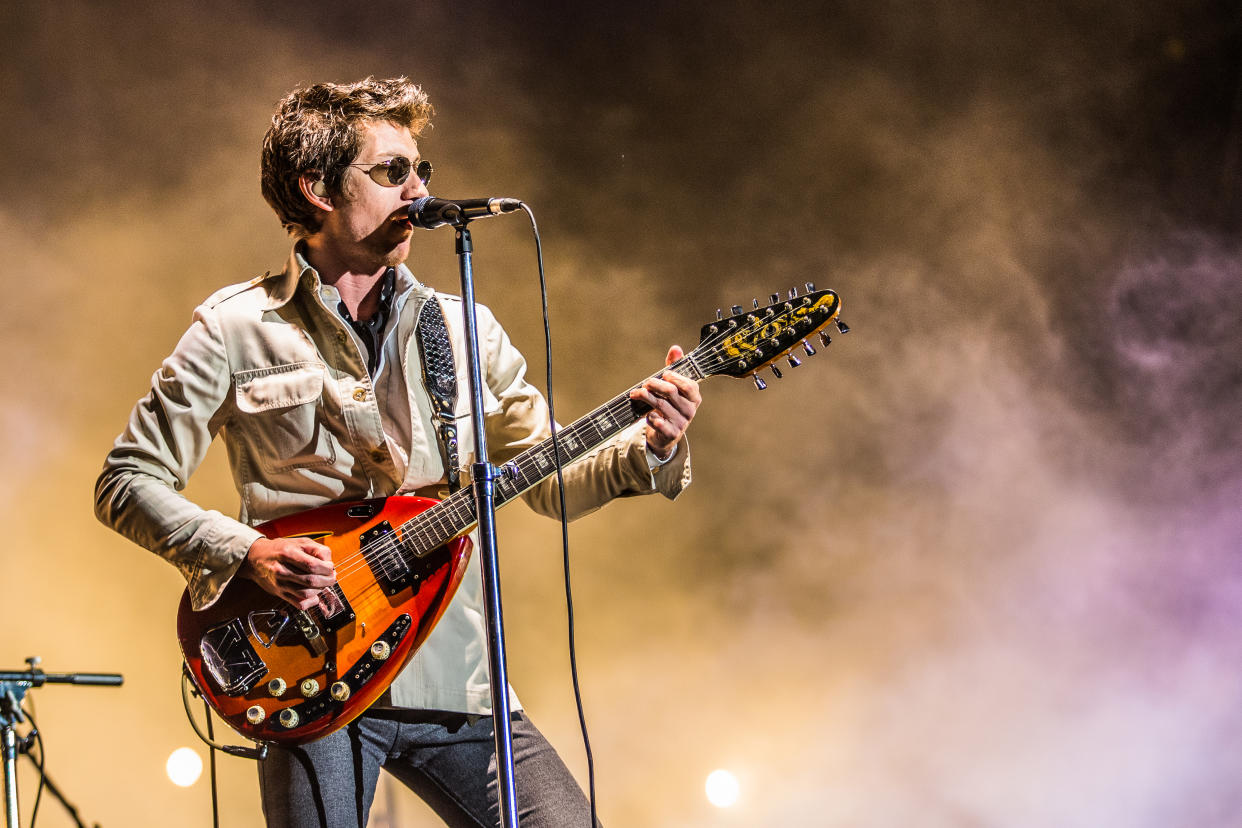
178, 286, 847, 745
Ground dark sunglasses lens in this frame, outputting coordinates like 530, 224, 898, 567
384, 157, 412, 185
416, 159, 433, 185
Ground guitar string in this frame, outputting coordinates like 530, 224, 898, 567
237, 296, 839, 623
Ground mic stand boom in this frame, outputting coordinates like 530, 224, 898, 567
453, 221, 520, 828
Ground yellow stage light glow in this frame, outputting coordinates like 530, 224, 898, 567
166, 747, 203, 787
705, 769, 740, 808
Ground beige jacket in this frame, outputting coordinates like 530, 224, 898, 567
96, 246, 690, 713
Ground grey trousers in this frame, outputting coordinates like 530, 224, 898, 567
257, 711, 597, 827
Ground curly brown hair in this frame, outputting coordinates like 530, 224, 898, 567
260, 77, 433, 237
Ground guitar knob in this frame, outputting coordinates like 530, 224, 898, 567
300, 678, 320, 698
787, 354, 801, 368
267, 678, 287, 697
330, 681, 351, 701
836, 319, 850, 334
788, 287, 799, 298
818, 331, 833, 347
278, 708, 300, 729
805, 282, 815, 293
370, 641, 392, 661
754, 376, 767, 390
752, 298, 759, 309
245, 705, 266, 725
802, 339, 816, 356
769, 293, 779, 305
771, 365, 783, 379
731, 304, 744, 315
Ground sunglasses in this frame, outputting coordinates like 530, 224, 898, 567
347, 157, 433, 188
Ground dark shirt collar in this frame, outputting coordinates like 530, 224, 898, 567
337, 267, 397, 377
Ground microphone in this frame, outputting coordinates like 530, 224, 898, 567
408, 196, 523, 229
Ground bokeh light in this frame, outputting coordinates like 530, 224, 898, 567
166, 747, 203, 787
705, 769, 740, 808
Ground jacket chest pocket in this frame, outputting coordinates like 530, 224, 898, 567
233, 362, 336, 473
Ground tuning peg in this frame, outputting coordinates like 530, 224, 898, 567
836, 319, 850, 334
788, 286, 799, 299
769, 293, 780, 305
805, 282, 815, 293
771, 365, 783, 379
752, 298, 759, 309
787, 354, 801, 368
731, 304, 744, 315
716, 308, 723, 321
802, 339, 816, 356
818, 331, 833, 347
753, 375, 767, 390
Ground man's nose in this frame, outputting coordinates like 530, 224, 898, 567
403, 174, 429, 200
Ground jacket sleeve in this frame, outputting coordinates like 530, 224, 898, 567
94, 304, 262, 610
475, 304, 691, 521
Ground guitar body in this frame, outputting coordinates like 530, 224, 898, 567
177, 495, 472, 746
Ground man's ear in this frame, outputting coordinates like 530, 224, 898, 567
298, 174, 334, 212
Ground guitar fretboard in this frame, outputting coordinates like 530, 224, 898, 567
391, 355, 705, 558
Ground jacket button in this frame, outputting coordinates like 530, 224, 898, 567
353, 388, 367, 402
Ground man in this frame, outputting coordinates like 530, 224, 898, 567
95, 77, 700, 827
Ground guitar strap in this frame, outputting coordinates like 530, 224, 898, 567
416, 296, 461, 493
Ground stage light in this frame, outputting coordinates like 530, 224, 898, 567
705, 769, 740, 808
166, 747, 203, 787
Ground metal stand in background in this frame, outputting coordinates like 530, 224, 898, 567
452, 222, 520, 828
1, 657, 123, 828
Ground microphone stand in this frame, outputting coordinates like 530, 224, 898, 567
1, 658, 123, 828
452, 221, 520, 828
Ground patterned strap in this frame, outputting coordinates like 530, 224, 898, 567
416, 297, 461, 493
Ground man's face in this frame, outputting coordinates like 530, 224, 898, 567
315, 120, 429, 272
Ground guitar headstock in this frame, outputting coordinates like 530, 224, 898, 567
693, 284, 847, 388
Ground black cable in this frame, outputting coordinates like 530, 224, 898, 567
203, 698, 219, 828
25, 706, 45, 828
519, 203, 598, 826
179, 667, 267, 761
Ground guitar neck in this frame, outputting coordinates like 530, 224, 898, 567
396, 355, 707, 551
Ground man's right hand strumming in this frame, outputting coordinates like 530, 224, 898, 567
241, 537, 337, 610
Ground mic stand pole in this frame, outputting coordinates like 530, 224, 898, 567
1, 690, 20, 828
453, 221, 520, 828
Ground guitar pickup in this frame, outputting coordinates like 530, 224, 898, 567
309, 584, 354, 636
360, 521, 415, 596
